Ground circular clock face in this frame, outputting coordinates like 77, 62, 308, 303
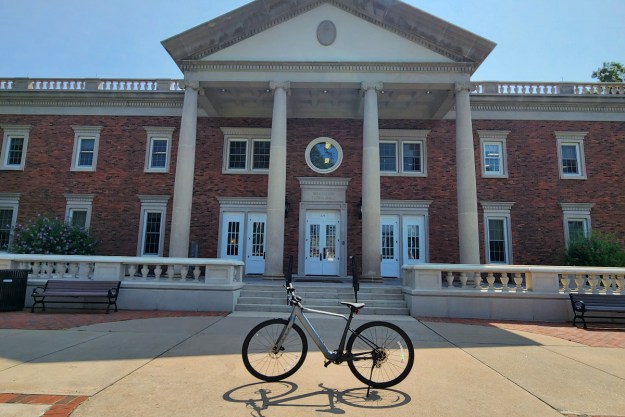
305, 137, 343, 174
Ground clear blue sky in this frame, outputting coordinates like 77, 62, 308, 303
0, 0, 623, 82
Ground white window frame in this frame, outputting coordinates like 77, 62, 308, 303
0, 193, 20, 252
478, 130, 509, 178
1, 125, 31, 171
144, 127, 174, 173
481, 202, 514, 264
379, 130, 429, 177
560, 203, 594, 246
71, 126, 102, 172
221, 127, 271, 174
64, 194, 95, 229
555, 132, 587, 180
137, 195, 170, 257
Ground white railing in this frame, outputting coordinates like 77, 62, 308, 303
0, 254, 244, 285
474, 82, 625, 96
402, 264, 625, 294
0, 78, 183, 92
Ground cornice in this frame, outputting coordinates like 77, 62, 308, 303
217, 197, 268, 207
0, 93, 183, 109
381, 200, 432, 210
297, 177, 351, 187
179, 61, 476, 74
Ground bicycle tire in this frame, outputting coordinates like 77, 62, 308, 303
242, 318, 308, 382
346, 321, 414, 388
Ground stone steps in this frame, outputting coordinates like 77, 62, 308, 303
235, 283, 410, 315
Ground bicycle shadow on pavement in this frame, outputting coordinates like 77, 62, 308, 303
223, 381, 411, 417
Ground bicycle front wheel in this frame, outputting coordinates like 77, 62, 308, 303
346, 321, 414, 388
242, 318, 308, 382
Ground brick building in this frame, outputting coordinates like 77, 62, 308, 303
1, 0, 624, 281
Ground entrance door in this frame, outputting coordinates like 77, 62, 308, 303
220, 213, 244, 261
403, 216, 425, 265
304, 211, 340, 276
246, 213, 266, 274
380, 215, 400, 278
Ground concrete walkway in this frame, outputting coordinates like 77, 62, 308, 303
1, 312, 624, 417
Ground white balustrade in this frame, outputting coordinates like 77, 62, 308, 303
0, 254, 244, 285
473, 81, 624, 96
402, 264, 625, 295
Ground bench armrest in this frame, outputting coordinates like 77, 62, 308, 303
573, 300, 586, 312
31, 286, 45, 296
108, 288, 120, 298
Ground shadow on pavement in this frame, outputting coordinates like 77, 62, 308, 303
223, 381, 411, 416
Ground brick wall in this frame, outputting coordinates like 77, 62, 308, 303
1, 114, 624, 267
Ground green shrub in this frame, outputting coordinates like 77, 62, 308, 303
564, 232, 625, 267
9, 216, 98, 255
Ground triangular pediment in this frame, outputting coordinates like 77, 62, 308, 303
162, 0, 495, 67
203, 4, 451, 63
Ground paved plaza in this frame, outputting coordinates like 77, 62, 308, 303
1, 309, 624, 417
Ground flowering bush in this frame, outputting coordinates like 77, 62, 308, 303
9, 216, 98, 255
564, 232, 625, 267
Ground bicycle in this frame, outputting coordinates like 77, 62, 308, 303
241, 283, 414, 395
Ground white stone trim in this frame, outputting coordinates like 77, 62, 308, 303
304, 137, 343, 174
71, 126, 102, 172
0, 125, 31, 171
481, 201, 515, 264
64, 194, 95, 229
560, 202, 594, 246
144, 127, 175, 173
137, 195, 170, 257
555, 131, 587, 180
478, 130, 510, 178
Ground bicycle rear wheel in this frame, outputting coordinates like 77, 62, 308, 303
346, 321, 414, 388
242, 318, 308, 382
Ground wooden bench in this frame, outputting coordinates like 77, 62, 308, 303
569, 293, 625, 329
31, 280, 121, 313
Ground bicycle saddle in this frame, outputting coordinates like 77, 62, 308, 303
341, 301, 365, 311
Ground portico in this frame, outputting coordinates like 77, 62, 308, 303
163, 0, 495, 278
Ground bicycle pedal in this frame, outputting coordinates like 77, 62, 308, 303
323, 360, 332, 368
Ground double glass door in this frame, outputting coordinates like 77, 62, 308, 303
380, 215, 425, 278
220, 213, 266, 275
304, 211, 340, 276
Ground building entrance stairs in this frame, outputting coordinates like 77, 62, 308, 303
236, 278, 409, 315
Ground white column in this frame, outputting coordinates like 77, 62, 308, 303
455, 82, 481, 264
169, 80, 199, 258
361, 82, 382, 281
264, 81, 290, 279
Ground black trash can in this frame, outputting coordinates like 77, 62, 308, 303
0, 269, 29, 312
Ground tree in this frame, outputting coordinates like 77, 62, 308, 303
592, 62, 625, 82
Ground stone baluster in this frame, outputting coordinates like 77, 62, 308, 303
29, 262, 37, 277
445, 271, 454, 288
459, 272, 468, 288
55, 262, 66, 279
514, 272, 524, 290
486, 272, 496, 291
574, 274, 584, 292
500, 272, 510, 292
559, 274, 570, 292
167, 265, 175, 281
86, 263, 94, 279
193, 266, 201, 282
127, 264, 137, 280
69, 262, 79, 278
601, 275, 611, 293
474, 272, 482, 289
141, 265, 150, 280
43, 263, 52, 279
154, 265, 163, 280
588, 275, 598, 293
180, 266, 189, 280
616, 275, 624, 293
